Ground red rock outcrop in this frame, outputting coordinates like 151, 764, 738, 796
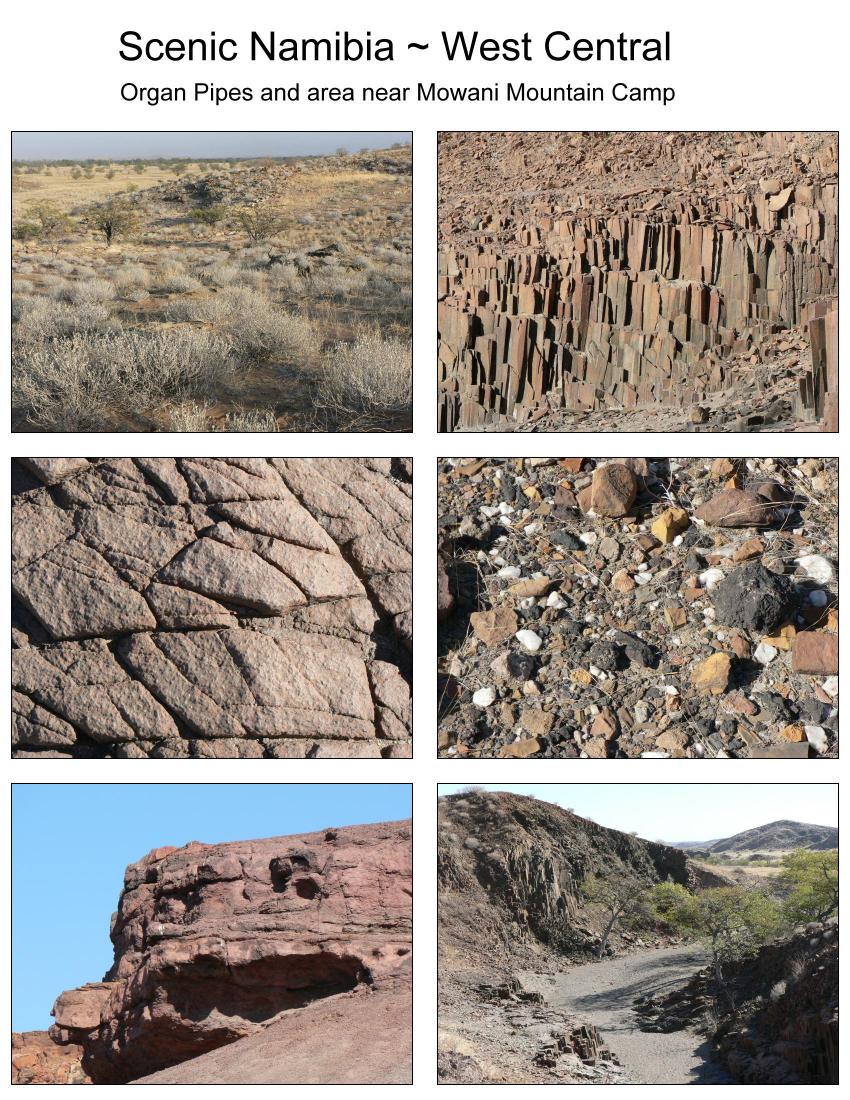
12, 1031, 90, 1084
46, 820, 412, 1083
12, 458, 412, 758
438, 132, 837, 431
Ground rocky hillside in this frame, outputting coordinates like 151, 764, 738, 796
438, 790, 707, 1082
440, 790, 694, 959
12, 457, 412, 759
17, 820, 411, 1084
681, 820, 837, 855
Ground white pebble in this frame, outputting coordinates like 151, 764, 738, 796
637, 563, 649, 573
664, 686, 680, 696
672, 534, 684, 547
804, 725, 828, 754
753, 642, 778, 665
822, 676, 839, 698
579, 531, 598, 546
472, 687, 496, 708
515, 629, 543, 653
519, 597, 536, 610
796, 554, 835, 585
546, 592, 567, 609
480, 505, 499, 518
634, 573, 652, 586
497, 565, 521, 579
497, 502, 514, 515
808, 590, 828, 608
640, 751, 671, 759
699, 568, 724, 590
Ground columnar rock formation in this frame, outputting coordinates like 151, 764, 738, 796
40, 820, 412, 1083
438, 132, 838, 431
12, 458, 412, 758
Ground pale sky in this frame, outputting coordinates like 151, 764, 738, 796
438, 784, 838, 845
12, 131, 411, 160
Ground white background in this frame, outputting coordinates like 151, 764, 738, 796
2, 1, 846, 1096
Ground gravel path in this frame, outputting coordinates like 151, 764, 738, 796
522, 946, 732, 1084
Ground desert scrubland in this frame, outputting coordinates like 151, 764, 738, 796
12, 145, 412, 432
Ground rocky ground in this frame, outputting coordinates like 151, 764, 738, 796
521, 946, 732, 1084
438, 790, 698, 1083
12, 457, 411, 758
438, 457, 837, 759
634, 923, 838, 1084
21, 819, 412, 1084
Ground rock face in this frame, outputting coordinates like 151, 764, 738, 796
635, 923, 838, 1084
437, 132, 837, 432
12, 1031, 89, 1084
12, 458, 412, 758
48, 820, 412, 1083
439, 791, 692, 960
132, 982, 412, 1084
438, 791, 694, 1083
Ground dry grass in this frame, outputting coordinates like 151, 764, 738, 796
12, 149, 412, 431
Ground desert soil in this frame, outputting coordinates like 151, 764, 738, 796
522, 946, 732, 1084
438, 457, 838, 760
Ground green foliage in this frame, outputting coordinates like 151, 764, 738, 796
16, 202, 73, 253
650, 882, 782, 995
192, 205, 227, 227
13, 221, 42, 243
779, 850, 838, 925
581, 873, 652, 957
90, 199, 140, 245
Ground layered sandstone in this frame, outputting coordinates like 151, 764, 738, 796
45, 820, 412, 1083
12, 458, 412, 758
438, 132, 838, 431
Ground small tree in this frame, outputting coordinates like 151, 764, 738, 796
22, 201, 73, 254
779, 850, 838, 925
650, 883, 781, 1007
91, 199, 139, 245
236, 203, 285, 242
581, 873, 651, 958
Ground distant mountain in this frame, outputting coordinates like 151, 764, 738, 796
672, 820, 837, 854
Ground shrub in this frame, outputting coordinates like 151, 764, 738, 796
13, 221, 43, 245
153, 263, 202, 294
13, 326, 235, 431
192, 205, 227, 226
64, 277, 115, 305
221, 407, 279, 431
236, 203, 286, 242
202, 263, 242, 287
315, 329, 412, 429
13, 297, 113, 341
169, 287, 314, 362
113, 264, 150, 294
90, 199, 139, 245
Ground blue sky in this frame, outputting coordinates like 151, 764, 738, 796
12, 131, 410, 160
12, 784, 411, 1031
439, 784, 837, 844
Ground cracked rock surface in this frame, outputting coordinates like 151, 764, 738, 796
12, 457, 412, 758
